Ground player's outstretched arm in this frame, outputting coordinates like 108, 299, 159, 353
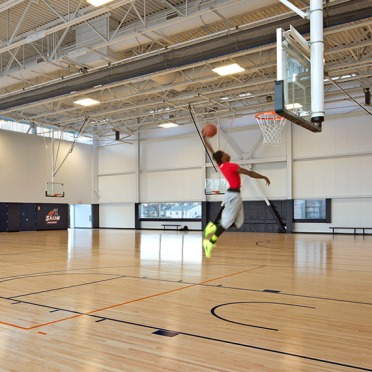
202, 134, 215, 155
238, 168, 270, 186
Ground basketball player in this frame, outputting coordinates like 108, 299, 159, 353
202, 133, 270, 258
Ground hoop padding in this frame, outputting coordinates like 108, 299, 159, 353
255, 111, 286, 146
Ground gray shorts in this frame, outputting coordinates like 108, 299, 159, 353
220, 190, 244, 229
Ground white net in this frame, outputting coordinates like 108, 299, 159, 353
255, 112, 286, 146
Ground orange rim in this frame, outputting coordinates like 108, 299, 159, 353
255, 111, 284, 120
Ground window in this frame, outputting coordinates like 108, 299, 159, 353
139, 202, 201, 220
0, 119, 92, 144
0, 119, 30, 133
294, 199, 331, 223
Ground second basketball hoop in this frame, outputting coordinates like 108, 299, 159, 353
255, 111, 286, 146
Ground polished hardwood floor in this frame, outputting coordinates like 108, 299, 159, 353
1, 229, 372, 371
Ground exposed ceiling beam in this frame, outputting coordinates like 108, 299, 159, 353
1, 0, 370, 112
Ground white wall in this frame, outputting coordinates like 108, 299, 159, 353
98, 131, 205, 228
215, 112, 371, 233
0, 129, 95, 204
99, 203, 135, 228
3, 108, 371, 234
98, 141, 138, 228
140, 134, 204, 202
292, 111, 372, 232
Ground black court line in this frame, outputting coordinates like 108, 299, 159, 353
0, 264, 143, 282
1, 276, 371, 370
9, 275, 127, 299
119, 275, 372, 307
256, 240, 288, 248
1, 292, 370, 370
2, 270, 372, 308
202, 283, 372, 306
85, 313, 372, 371
0, 295, 84, 316
211, 301, 315, 331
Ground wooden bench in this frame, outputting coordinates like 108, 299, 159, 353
161, 224, 181, 230
329, 227, 372, 235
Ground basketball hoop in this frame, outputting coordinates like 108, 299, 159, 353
255, 111, 286, 146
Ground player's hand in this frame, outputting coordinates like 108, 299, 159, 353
265, 177, 270, 186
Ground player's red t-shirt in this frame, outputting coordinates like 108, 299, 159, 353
217, 162, 241, 189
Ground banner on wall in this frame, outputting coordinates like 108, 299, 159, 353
36, 204, 68, 230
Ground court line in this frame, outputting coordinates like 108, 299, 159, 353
10, 274, 127, 298
79, 311, 372, 371
210, 301, 315, 331
0, 264, 145, 282
2, 268, 372, 369
2, 261, 372, 331
20, 265, 266, 330
0, 320, 28, 330
176, 330, 372, 371
2, 291, 369, 370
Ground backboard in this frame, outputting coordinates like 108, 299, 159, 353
46, 182, 65, 197
205, 177, 228, 195
275, 26, 322, 133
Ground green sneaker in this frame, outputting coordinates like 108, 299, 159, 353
204, 221, 217, 238
203, 239, 215, 258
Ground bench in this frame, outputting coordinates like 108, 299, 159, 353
161, 224, 181, 230
329, 227, 372, 235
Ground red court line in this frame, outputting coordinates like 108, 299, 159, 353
5, 265, 266, 331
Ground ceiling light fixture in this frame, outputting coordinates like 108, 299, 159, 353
212, 63, 245, 76
239, 92, 252, 98
158, 122, 179, 128
87, 0, 114, 6
74, 98, 100, 107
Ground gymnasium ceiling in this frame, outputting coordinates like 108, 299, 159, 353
0, 0, 371, 143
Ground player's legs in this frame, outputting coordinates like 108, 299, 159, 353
203, 191, 240, 258
233, 204, 244, 228
204, 203, 224, 238
220, 191, 242, 229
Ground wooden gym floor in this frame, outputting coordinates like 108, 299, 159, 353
1, 229, 372, 371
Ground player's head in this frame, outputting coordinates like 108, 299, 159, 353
213, 150, 230, 164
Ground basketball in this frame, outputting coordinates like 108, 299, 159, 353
202, 123, 217, 137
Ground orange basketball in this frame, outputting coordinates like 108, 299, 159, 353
202, 123, 217, 137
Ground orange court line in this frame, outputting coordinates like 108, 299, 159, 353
0, 320, 28, 330
27, 313, 83, 330
8, 265, 266, 331
85, 265, 266, 315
